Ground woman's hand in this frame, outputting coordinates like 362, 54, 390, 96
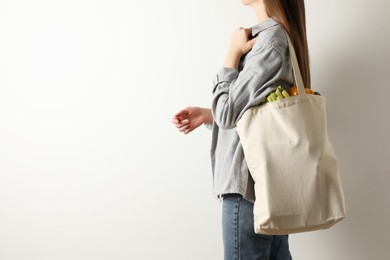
171, 107, 212, 135
225, 27, 257, 69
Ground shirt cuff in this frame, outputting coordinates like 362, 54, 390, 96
204, 122, 213, 130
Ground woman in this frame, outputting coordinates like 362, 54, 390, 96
172, 0, 310, 259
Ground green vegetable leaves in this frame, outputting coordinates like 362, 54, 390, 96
264, 86, 290, 103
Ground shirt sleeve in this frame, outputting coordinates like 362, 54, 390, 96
211, 43, 285, 129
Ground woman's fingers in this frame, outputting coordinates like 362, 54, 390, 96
173, 119, 190, 131
179, 124, 191, 133
248, 36, 257, 48
181, 125, 193, 135
171, 118, 192, 134
172, 119, 189, 125
183, 128, 192, 135
174, 108, 190, 119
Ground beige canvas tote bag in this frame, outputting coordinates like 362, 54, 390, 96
236, 30, 346, 235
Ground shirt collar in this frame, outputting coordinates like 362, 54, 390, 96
251, 17, 279, 37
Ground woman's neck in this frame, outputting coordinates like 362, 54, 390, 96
251, 1, 270, 23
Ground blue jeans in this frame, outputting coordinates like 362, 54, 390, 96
222, 194, 292, 260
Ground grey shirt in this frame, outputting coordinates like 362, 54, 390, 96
209, 18, 294, 202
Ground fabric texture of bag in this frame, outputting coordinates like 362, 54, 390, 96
236, 30, 346, 235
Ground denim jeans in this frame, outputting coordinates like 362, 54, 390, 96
222, 194, 292, 260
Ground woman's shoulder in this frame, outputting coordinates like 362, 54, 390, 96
252, 23, 288, 55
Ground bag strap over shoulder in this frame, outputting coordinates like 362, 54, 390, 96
283, 30, 306, 96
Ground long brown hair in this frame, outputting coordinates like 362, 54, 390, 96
263, 0, 311, 88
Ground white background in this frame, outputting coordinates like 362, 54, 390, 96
0, 0, 389, 259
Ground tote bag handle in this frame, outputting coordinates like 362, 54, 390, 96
284, 30, 306, 95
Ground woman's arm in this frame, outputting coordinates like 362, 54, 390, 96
171, 107, 213, 135
212, 27, 286, 129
